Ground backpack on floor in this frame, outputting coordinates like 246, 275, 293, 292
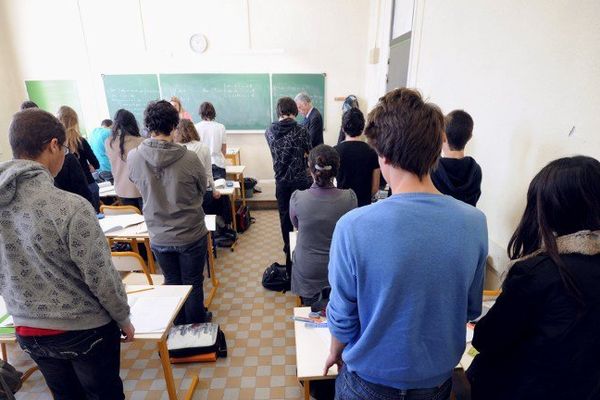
236, 205, 255, 233
167, 323, 227, 361
214, 227, 237, 248
262, 263, 291, 292
0, 359, 22, 400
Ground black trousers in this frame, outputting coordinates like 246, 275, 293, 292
275, 181, 311, 274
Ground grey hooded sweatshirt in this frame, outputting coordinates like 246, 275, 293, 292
128, 138, 208, 247
0, 159, 130, 330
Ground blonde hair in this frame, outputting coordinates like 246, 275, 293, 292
170, 96, 187, 118
175, 119, 200, 144
57, 106, 82, 155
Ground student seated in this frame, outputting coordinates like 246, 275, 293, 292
174, 119, 232, 228
334, 108, 380, 207
195, 102, 228, 180
128, 100, 212, 324
265, 97, 313, 274
290, 145, 357, 306
57, 106, 101, 212
431, 109, 482, 206
89, 119, 114, 183
0, 109, 132, 399
324, 88, 488, 400
467, 156, 600, 400
105, 109, 145, 211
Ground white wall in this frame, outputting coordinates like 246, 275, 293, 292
3, 0, 371, 179
0, 1, 26, 161
409, 0, 600, 246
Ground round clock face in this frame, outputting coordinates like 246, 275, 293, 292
190, 34, 208, 53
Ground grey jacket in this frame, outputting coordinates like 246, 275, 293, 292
0, 160, 130, 330
128, 138, 208, 246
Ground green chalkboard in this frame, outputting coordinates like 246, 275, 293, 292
159, 73, 271, 130
102, 74, 160, 127
271, 74, 325, 124
25, 80, 86, 133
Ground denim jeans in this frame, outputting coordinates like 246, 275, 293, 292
336, 365, 452, 400
152, 236, 208, 325
16, 321, 124, 400
88, 181, 100, 212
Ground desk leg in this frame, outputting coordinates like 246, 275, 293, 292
158, 339, 199, 400
240, 173, 246, 207
229, 193, 239, 252
303, 379, 311, 400
205, 233, 219, 308
1, 343, 7, 361
145, 239, 156, 274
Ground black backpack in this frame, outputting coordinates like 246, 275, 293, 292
262, 263, 291, 292
0, 360, 22, 400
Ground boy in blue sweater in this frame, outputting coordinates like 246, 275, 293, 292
325, 88, 488, 399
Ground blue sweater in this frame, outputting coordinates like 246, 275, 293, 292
327, 193, 488, 389
89, 127, 112, 172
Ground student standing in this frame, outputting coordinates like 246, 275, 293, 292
290, 145, 356, 306
324, 88, 488, 400
105, 109, 145, 211
431, 110, 482, 206
54, 151, 94, 206
334, 108, 380, 207
265, 97, 313, 273
467, 156, 600, 400
57, 106, 101, 212
129, 100, 212, 324
89, 119, 113, 182
174, 119, 232, 227
0, 109, 133, 399
195, 102, 228, 180
170, 96, 192, 120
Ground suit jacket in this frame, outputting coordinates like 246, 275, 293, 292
301, 107, 324, 148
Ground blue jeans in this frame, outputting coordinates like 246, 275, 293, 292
336, 365, 452, 400
152, 236, 208, 325
16, 321, 124, 400
88, 181, 100, 212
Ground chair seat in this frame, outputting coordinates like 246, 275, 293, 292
122, 272, 165, 285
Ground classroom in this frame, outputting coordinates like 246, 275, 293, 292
0, 0, 599, 399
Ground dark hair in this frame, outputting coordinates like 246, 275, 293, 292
276, 97, 298, 118
342, 108, 365, 137
445, 110, 473, 151
20, 100, 39, 111
199, 102, 216, 120
175, 119, 200, 143
101, 119, 112, 128
508, 156, 600, 307
111, 109, 140, 160
9, 109, 66, 158
364, 88, 444, 180
308, 145, 340, 187
144, 100, 179, 135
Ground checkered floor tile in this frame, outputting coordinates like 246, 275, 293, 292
11, 210, 307, 399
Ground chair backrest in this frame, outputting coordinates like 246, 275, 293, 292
111, 252, 153, 284
101, 205, 141, 215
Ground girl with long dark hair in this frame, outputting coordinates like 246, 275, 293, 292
467, 155, 600, 400
105, 109, 144, 211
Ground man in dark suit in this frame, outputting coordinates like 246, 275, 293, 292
295, 92, 323, 148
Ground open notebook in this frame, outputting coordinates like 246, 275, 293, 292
99, 214, 145, 234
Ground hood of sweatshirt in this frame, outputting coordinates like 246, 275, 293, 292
268, 118, 299, 139
432, 157, 482, 206
136, 138, 187, 171
0, 160, 52, 206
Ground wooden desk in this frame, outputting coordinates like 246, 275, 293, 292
99, 184, 117, 198
225, 165, 246, 206
105, 215, 220, 307
127, 284, 197, 400
0, 298, 39, 382
294, 307, 336, 400
225, 147, 241, 166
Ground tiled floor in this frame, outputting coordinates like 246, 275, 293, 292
12, 210, 307, 400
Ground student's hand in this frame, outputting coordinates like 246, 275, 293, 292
121, 322, 135, 342
213, 190, 222, 199
323, 351, 343, 376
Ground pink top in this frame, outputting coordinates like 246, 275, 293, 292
181, 111, 193, 121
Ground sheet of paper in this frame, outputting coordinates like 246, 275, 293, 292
466, 325, 474, 343
0, 315, 14, 327
129, 296, 181, 334
99, 214, 145, 233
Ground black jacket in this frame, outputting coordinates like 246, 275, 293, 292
467, 250, 600, 400
265, 119, 312, 186
431, 157, 482, 206
54, 153, 94, 206
74, 138, 100, 184
301, 108, 323, 148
